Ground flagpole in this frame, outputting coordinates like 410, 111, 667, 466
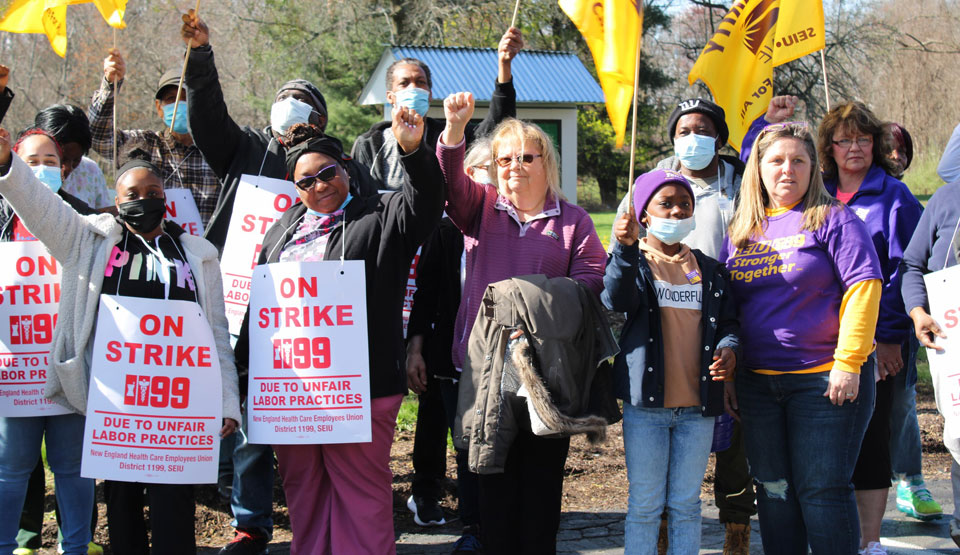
112, 27, 118, 184
819, 49, 831, 111
626, 2, 644, 218
510, 0, 521, 28
169, 0, 201, 134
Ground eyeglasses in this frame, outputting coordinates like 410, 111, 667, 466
294, 163, 338, 191
495, 153, 543, 168
832, 137, 873, 149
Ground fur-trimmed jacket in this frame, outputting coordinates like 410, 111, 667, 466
454, 274, 620, 474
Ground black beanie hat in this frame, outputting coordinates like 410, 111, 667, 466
666, 98, 729, 146
276, 80, 328, 118
285, 135, 345, 178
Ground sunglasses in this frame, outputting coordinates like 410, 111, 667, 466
295, 163, 338, 191
495, 153, 543, 168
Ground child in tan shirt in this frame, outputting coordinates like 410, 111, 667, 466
602, 169, 740, 554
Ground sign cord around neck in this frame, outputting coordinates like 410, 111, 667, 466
253, 140, 273, 189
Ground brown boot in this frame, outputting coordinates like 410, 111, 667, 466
723, 522, 750, 555
657, 515, 668, 555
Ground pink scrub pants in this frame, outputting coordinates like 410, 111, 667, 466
274, 394, 403, 555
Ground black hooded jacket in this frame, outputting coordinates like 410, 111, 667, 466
351, 79, 516, 190
184, 45, 380, 252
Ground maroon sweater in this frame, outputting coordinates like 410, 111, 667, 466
437, 139, 606, 369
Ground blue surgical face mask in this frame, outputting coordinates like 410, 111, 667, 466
162, 101, 189, 134
306, 193, 352, 217
31, 165, 62, 193
674, 133, 717, 171
645, 213, 696, 245
271, 97, 315, 135
393, 87, 430, 117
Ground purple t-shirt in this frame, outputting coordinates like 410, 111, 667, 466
719, 203, 881, 372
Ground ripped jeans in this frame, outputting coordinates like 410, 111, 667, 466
737, 359, 875, 555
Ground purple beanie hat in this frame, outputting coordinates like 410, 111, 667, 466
632, 169, 696, 227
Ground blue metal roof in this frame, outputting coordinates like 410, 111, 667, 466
390, 46, 604, 104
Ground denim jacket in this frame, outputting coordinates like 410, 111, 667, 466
602, 242, 741, 416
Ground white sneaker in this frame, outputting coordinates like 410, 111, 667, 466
858, 541, 886, 554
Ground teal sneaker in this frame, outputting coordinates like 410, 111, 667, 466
896, 477, 943, 521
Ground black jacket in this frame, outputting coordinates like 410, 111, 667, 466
0, 88, 13, 124
351, 79, 516, 190
234, 144, 444, 399
406, 217, 464, 379
184, 45, 380, 252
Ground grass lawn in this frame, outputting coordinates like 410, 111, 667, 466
589, 211, 617, 251
396, 394, 419, 431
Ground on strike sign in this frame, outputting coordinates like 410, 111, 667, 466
925, 264, 960, 445
219, 175, 299, 335
82, 296, 222, 484
0, 242, 70, 417
248, 260, 370, 445
164, 189, 205, 237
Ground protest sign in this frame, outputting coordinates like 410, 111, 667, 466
924, 264, 960, 444
219, 175, 300, 335
82, 296, 222, 484
248, 260, 370, 444
0, 242, 70, 417
402, 247, 420, 338
164, 189, 205, 236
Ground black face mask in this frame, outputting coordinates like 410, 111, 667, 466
117, 198, 166, 234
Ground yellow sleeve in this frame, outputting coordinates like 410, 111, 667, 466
833, 279, 882, 374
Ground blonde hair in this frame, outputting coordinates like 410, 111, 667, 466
463, 137, 492, 173
489, 118, 564, 200
727, 123, 839, 249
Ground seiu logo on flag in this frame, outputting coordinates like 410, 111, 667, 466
688, 0, 825, 150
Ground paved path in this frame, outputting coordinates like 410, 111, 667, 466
199, 479, 960, 554
394, 479, 960, 554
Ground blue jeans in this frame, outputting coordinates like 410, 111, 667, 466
622, 404, 714, 555
230, 402, 274, 536
0, 414, 94, 555
889, 337, 923, 479
737, 361, 875, 555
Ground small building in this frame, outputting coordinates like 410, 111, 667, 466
359, 46, 604, 202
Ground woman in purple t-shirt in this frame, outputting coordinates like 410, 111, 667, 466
720, 122, 882, 553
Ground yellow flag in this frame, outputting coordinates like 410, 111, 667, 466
559, 0, 643, 147
88, 0, 126, 29
688, 0, 825, 151
0, 0, 126, 57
